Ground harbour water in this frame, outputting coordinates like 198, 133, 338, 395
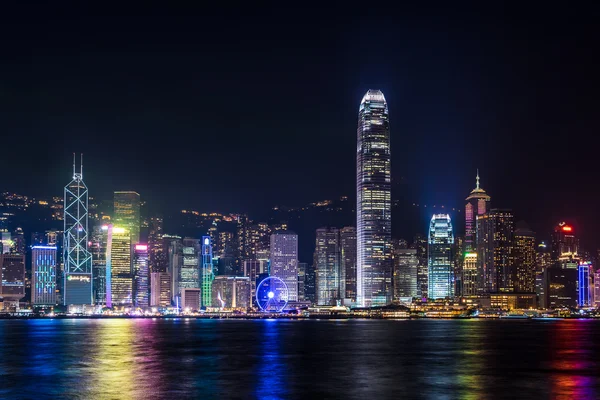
0, 318, 599, 399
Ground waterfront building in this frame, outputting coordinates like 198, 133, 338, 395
512, 222, 536, 293
63, 155, 93, 306
133, 244, 149, 308
462, 252, 478, 296
32, 245, 57, 305
578, 262, 591, 307
90, 225, 109, 305
356, 89, 392, 307
489, 293, 536, 310
109, 226, 132, 306
181, 288, 201, 311
150, 272, 171, 307
477, 209, 514, 293
393, 248, 418, 299
428, 214, 454, 299
148, 216, 166, 272
340, 226, 357, 303
243, 259, 267, 304
211, 276, 251, 309
270, 231, 298, 301
166, 236, 183, 304
297, 262, 306, 301
315, 227, 340, 306
551, 222, 579, 263
594, 270, 600, 308
113, 191, 141, 245
465, 171, 490, 253
180, 238, 201, 293
547, 267, 578, 308
304, 263, 316, 304
412, 233, 428, 298
0, 253, 26, 308
201, 236, 214, 308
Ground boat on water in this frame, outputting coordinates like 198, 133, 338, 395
500, 312, 531, 319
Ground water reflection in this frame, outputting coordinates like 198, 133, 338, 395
255, 319, 288, 399
548, 321, 597, 399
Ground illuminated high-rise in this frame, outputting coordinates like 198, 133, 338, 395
32, 245, 57, 305
552, 222, 579, 267
133, 244, 149, 308
63, 154, 93, 306
340, 226, 357, 303
90, 225, 109, 305
270, 231, 299, 301
109, 226, 132, 306
113, 191, 141, 245
578, 262, 591, 307
465, 171, 490, 252
477, 209, 514, 293
201, 236, 214, 308
150, 272, 171, 307
393, 248, 419, 299
180, 238, 201, 293
512, 221, 536, 293
315, 227, 340, 306
462, 252, 478, 296
0, 253, 25, 308
428, 214, 454, 299
356, 89, 392, 307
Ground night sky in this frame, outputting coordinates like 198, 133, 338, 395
1, 4, 599, 247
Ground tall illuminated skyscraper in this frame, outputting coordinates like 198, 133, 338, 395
465, 171, 490, 252
180, 238, 201, 293
356, 89, 392, 307
578, 261, 591, 307
315, 227, 340, 306
512, 221, 536, 293
63, 154, 93, 306
133, 244, 149, 308
201, 236, 214, 308
109, 226, 132, 305
428, 214, 454, 299
270, 231, 299, 301
0, 253, 25, 308
477, 209, 514, 293
32, 245, 57, 305
114, 191, 141, 245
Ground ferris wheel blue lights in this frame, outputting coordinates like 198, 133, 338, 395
256, 276, 288, 312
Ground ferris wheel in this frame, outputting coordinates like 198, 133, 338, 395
256, 276, 289, 312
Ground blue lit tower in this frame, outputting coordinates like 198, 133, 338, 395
578, 261, 591, 307
63, 154, 93, 306
201, 236, 214, 308
32, 245, 57, 305
356, 89, 392, 307
428, 214, 455, 299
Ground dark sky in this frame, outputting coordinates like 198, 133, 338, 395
1, 4, 599, 247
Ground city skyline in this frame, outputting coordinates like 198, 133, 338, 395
1, 5, 599, 249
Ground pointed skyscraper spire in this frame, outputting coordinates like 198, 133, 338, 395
73, 152, 76, 177
476, 169, 480, 190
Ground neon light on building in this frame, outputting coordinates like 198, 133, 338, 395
201, 236, 214, 308
578, 262, 591, 307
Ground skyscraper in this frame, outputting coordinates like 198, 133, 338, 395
32, 245, 57, 305
393, 248, 419, 299
150, 272, 171, 307
133, 244, 149, 308
340, 226, 357, 303
512, 221, 536, 293
428, 214, 454, 299
356, 89, 392, 307
63, 155, 93, 306
201, 236, 214, 308
90, 225, 109, 305
270, 231, 299, 302
113, 191, 141, 245
551, 222, 579, 266
465, 171, 491, 252
578, 261, 591, 307
462, 252, 478, 296
315, 227, 340, 306
166, 236, 183, 304
412, 233, 428, 298
180, 238, 201, 292
0, 253, 25, 308
148, 216, 166, 273
109, 226, 132, 306
477, 209, 514, 293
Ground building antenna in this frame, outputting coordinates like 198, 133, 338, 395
73, 152, 76, 177
80, 153, 83, 177
476, 169, 480, 190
